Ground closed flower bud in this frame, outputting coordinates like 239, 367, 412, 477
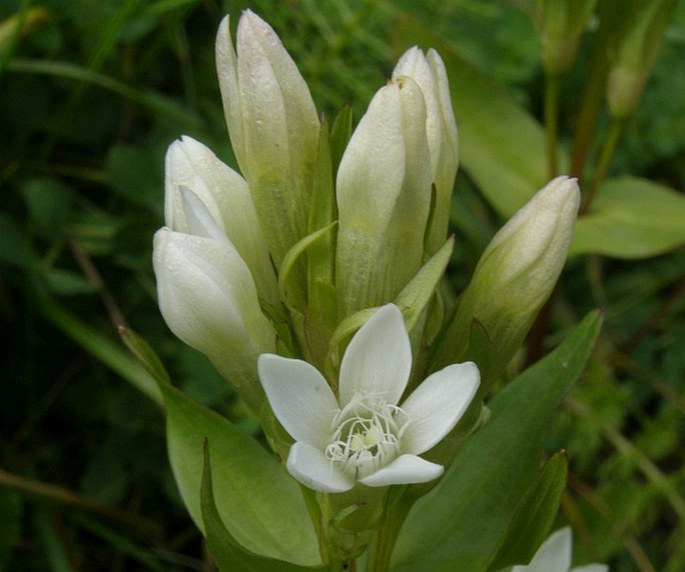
215, 10, 320, 266
392, 47, 459, 256
336, 76, 433, 317
435, 176, 580, 382
164, 136, 279, 307
606, 0, 676, 119
153, 228, 276, 413
534, 0, 596, 76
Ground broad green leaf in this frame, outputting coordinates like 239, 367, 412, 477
201, 443, 318, 572
393, 15, 564, 218
487, 452, 568, 571
391, 310, 602, 572
157, 379, 320, 567
571, 176, 685, 258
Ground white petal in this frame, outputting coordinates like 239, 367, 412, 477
512, 527, 572, 572
152, 228, 273, 358
359, 454, 443, 487
258, 354, 338, 449
572, 566, 609, 572
339, 304, 412, 406
286, 442, 355, 493
153, 228, 274, 413
215, 16, 245, 162
179, 186, 225, 241
400, 362, 480, 454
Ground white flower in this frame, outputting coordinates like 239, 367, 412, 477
335, 77, 433, 318
215, 10, 320, 267
512, 527, 608, 572
153, 226, 276, 414
392, 46, 458, 256
258, 304, 479, 493
164, 136, 279, 307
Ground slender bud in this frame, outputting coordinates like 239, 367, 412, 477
434, 177, 580, 383
534, 0, 597, 76
153, 228, 276, 413
215, 11, 320, 267
336, 76, 432, 318
606, 0, 677, 119
392, 47, 459, 256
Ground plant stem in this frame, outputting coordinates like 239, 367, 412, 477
0, 468, 163, 538
367, 495, 412, 572
580, 118, 624, 214
544, 74, 561, 179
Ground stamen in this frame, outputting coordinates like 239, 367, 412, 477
325, 390, 409, 479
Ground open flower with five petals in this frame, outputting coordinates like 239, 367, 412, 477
258, 304, 480, 493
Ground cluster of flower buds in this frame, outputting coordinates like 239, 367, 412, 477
152, 9, 580, 552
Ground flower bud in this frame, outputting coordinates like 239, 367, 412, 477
336, 76, 432, 317
606, 0, 676, 119
392, 47, 459, 256
215, 11, 320, 267
164, 136, 279, 307
434, 176, 580, 382
534, 0, 596, 76
153, 228, 276, 413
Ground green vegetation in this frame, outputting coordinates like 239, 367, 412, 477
1, 1, 684, 570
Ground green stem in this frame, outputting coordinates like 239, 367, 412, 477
580, 118, 624, 214
568, 4, 614, 181
367, 499, 412, 572
544, 74, 561, 179
0, 468, 162, 538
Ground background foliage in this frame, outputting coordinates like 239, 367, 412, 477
1, 0, 684, 570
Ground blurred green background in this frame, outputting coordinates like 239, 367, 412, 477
1, 0, 684, 570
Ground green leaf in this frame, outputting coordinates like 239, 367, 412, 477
571, 176, 685, 258
392, 15, 562, 218
0, 213, 31, 268
280, 222, 337, 312
487, 452, 568, 571
391, 310, 602, 572
201, 442, 318, 572
156, 379, 321, 567
118, 326, 170, 385
305, 117, 339, 369
36, 291, 163, 404
0, 490, 22, 571
329, 103, 353, 177
395, 236, 454, 334
7, 58, 204, 133
106, 143, 164, 211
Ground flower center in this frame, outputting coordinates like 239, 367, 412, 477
324, 392, 409, 480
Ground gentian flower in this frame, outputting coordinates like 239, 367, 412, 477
512, 527, 608, 572
392, 46, 459, 256
434, 176, 580, 381
258, 304, 479, 493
